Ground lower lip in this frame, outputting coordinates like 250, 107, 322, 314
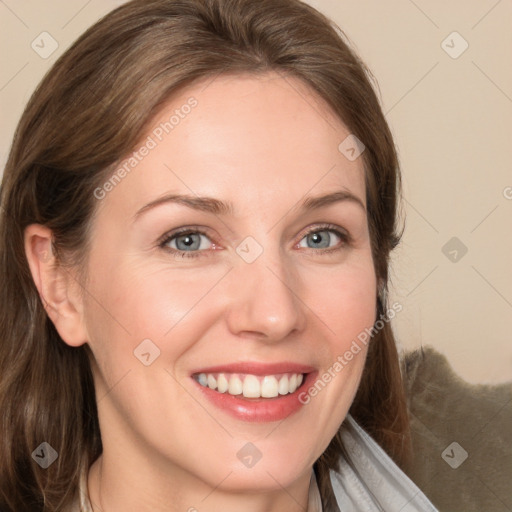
192, 372, 318, 423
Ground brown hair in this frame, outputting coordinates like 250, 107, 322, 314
0, 0, 409, 510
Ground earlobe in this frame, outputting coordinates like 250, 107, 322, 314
24, 224, 88, 347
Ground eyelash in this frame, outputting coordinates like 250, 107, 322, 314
158, 224, 351, 260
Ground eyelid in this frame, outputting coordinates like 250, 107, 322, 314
300, 223, 350, 241
295, 223, 351, 251
157, 225, 214, 245
157, 226, 217, 259
158, 222, 351, 258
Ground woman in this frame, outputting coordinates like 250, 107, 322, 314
0, 0, 438, 510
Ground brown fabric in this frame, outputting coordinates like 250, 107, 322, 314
402, 346, 512, 512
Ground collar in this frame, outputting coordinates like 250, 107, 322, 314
328, 414, 438, 511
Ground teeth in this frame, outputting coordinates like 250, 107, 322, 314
289, 374, 298, 393
195, 372, 306, 398
261, 376, 279, 398
228, 375, 243, 395
207, 374, 217, 389
217, 373, 229, 393
278, 375, 289, 395
243, 375, 260, 398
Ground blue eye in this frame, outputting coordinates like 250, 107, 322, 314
298, 227, 348, 251
158, 224, 350, 260
159, 229, 212, 259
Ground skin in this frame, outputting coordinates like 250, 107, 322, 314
24, 71, 377, 512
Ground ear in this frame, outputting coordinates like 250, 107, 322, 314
24, 224, 88, 347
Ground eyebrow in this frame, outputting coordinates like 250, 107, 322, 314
133, 189, 365, 221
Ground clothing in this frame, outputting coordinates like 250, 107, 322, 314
329, 414, 438, 511
66, 414, 437, 511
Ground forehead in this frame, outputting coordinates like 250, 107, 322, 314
99, 72, 366, 218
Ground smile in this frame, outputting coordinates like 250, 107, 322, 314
190, 362, 317, 422
193, 372, 305, 398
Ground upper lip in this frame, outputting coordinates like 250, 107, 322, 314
191, 361, 316, 376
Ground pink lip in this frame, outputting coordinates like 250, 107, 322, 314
191, 361, 316, 376
190, 362, 318, 423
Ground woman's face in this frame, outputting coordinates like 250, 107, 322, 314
81, 72, 377, 498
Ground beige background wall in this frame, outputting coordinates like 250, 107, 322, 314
1, 1, 511, 384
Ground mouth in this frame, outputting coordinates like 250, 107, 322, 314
192, 371, 306, 399
190, 362, 317, 422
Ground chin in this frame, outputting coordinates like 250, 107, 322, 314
199, 445, 313, 492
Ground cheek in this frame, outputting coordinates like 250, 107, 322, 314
301, 257, 376, 393
304, 258, 377, 353
83, 245, 376, 366
282, 259, 376, 464
83, 256, 228, 360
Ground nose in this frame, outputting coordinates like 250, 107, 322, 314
224, 251, 307, 342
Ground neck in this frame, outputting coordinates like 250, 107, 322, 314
87, 452, 314, 512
